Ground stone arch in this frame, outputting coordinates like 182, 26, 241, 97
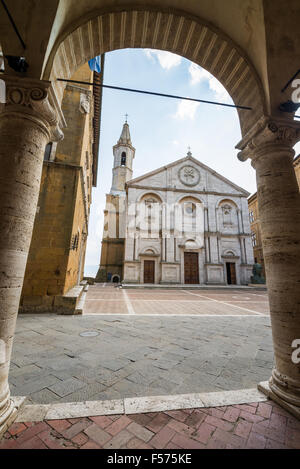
138, 191, 163, 204
223, 249, 236, 257
217, 198, 240, 229
44, 6, 266, 136
177, 195, 204, 204
216, 198, 239, 209
141, 246, 159, 256
184, 239, 198, 249
111, 274, 120, 283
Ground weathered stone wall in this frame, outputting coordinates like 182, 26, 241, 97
294, 155, 300, 188
248, 156, 300, 279
20, 64, 93, 312
96, 194, 125, 282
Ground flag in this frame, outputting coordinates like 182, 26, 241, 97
88, 56, 101, 73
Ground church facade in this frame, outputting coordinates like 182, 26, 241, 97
97, 122, 254, 285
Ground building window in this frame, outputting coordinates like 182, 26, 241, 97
71, 233, 79, 251
249, 210, 254, 223
121, 151, 126, 166
184, 202, 196, 215
182, 202, 196, 234
251, 231, 257, 247
44, 142, 53, 161
221, 203, 233, 225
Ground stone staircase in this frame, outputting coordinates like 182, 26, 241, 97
55, 281, 89, 315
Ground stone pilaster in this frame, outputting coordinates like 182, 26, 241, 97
0, 75, 63, 432
237, 117, 300, 409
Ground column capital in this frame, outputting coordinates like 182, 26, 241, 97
235, 115, 300, 164
0, 75, 65, 142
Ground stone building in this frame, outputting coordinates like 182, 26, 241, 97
248, 154, 300, 278
248, 192, 265, 277
96, 120, 135, 283
294, 154, 300, 185
97, 122, 254, 285
19, 63, 103, 313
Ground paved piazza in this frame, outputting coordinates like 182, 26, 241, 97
84, 284, 270, 316
10, 285, 273, 405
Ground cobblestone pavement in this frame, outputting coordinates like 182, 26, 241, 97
1, 400, 299, 449
10, 286, 273, 404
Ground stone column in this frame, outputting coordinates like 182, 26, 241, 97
237, 118, 300, 413
0, 76, 63, 433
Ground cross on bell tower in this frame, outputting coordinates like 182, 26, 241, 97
110, 118, 136, 195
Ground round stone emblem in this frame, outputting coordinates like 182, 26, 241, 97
178, 165, 200, 187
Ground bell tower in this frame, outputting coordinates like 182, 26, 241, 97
96, 118, 135, 283
110, 119, 135, 194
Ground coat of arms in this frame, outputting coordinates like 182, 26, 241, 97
178, 165, 200, 187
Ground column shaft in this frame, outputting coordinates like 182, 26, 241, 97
254, 146, 300, 406
0, 76, 62, 429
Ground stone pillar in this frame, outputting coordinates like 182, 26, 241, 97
237, 118, 300, 412
0, 76, 63, 433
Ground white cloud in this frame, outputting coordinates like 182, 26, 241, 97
173, 99, 200, 120
144, 49, 182, 70
189, 63, 210, 85
188, 63, 231, 102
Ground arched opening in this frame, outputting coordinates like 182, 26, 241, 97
45, 7, 265, 139
121, 151, 126, 166
5, 6, 276, 416
1, 1, 300, 441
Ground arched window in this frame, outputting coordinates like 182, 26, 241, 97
218, 200, 238, 229
180, 200, 198, 235
138, 194, 162, 238
121, 152, 126, 166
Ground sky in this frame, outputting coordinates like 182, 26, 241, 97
83, 48, 300, 277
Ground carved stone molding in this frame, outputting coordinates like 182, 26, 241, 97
0, 75, 64, 142
79, 91, 91, 114
178, 165, 200, 187
236, 116, 300, 164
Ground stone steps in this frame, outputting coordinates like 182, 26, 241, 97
55, 282, 89, 315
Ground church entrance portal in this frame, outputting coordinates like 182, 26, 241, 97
226, 262, 237, 285
184, 252, 199, 284
144, 260, 155, 284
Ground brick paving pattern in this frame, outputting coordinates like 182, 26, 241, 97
9, 285, 273, 404
1, 400, 299, 449
84, 284, 270, 316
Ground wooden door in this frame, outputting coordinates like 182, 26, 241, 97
230, 263, 236, 284
184, 252, 199, 284
226, 262, 236, 285
144, 260, 155, 283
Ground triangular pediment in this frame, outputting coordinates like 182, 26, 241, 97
126, 155, 249, 196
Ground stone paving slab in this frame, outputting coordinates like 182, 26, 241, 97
8, 285, 273, 405
10, 313, 274, 405
1, 399, 299, 449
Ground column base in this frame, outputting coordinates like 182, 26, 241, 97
0, 397, 27, 439
258, 381, 300, 420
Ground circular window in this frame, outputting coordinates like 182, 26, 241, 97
184, 203, 195, 215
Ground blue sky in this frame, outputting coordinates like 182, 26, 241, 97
84, 48, 300, 277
